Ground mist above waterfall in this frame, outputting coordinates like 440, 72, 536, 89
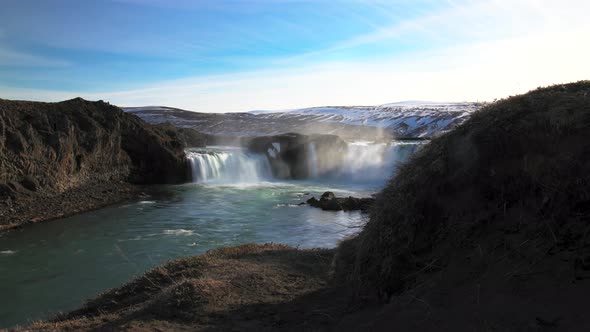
308, 141, 420, 183
187, 141, 421, 186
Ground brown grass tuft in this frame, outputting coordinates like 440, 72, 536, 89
22, 243, 333, 331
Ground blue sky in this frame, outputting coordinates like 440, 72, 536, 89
1, 0, 589, 112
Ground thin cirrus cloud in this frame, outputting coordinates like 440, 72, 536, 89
0, 47, 70, 67
4, 30, 588, 113
0, 0, 588, 112
273, 0, 586, 65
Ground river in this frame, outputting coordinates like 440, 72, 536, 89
0, 141, 420, 328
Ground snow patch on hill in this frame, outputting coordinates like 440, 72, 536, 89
122, 102, 482, 139
258, 103, 479, 137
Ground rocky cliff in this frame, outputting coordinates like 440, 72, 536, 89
0, 98, 192, 230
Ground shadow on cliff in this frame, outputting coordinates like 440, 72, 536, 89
0, 97, 204, 230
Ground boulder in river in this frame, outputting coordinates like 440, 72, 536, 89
307, 191, 374, 212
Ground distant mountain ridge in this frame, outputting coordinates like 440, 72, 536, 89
123, 102, 482, 140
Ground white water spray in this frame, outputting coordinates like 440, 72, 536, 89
308, 142, 319, 178
188, 142, 419, 185
306, 141, 420, 183
186, 148, 272, 184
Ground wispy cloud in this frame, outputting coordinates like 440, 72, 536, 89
3, 24, 589, 112
272, 0, 589, 65
0, 46, 70, 67
1, 0, 588, 111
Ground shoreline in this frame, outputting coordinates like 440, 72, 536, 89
0, 181, 142, 233
21, 243, 347, 331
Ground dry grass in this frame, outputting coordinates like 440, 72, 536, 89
19, 244, 334, 331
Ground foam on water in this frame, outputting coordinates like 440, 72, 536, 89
163, 229, 196, 236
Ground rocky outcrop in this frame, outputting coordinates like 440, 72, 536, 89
307, 191, 374, 211
0, 98, 191, 229
248, 133, 308, 179
155, 123, 208, 148
247, 133, 347, 179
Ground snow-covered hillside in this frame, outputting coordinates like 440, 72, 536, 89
260, 102, 479, 138
123, 102, 481, 140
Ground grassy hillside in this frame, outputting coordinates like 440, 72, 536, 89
331, 81, 590, 330
338, 81, 590, 295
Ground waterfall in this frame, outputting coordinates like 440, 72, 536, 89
188, 142, 420, 185
186, 148, 272, 184
308, 142, 319, 178
339, 142, 392, 181
306, 141, 420, 183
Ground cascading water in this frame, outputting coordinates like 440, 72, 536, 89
187, 142, 420, 185
306, 141, 420, 183
342, 142, 418, 182
308, 142, 319, 178
186, 148, 272, 184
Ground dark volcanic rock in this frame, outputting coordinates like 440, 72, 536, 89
319, 191, 343, 211
306, 197, 320, 207
155, 123, 208, 148
247, 133, 347, 179
341, 196, 374, 211
307, 191, 375, 212
248, 133, 309, 179
121, 120, 190, 185
0, 97, 191, 229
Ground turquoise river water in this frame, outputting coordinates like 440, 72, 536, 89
0, 142, 419, 328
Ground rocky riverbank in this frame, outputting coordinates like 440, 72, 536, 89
0, 180, 139, 232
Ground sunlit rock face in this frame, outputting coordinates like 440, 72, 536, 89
0, 98, 190, 203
